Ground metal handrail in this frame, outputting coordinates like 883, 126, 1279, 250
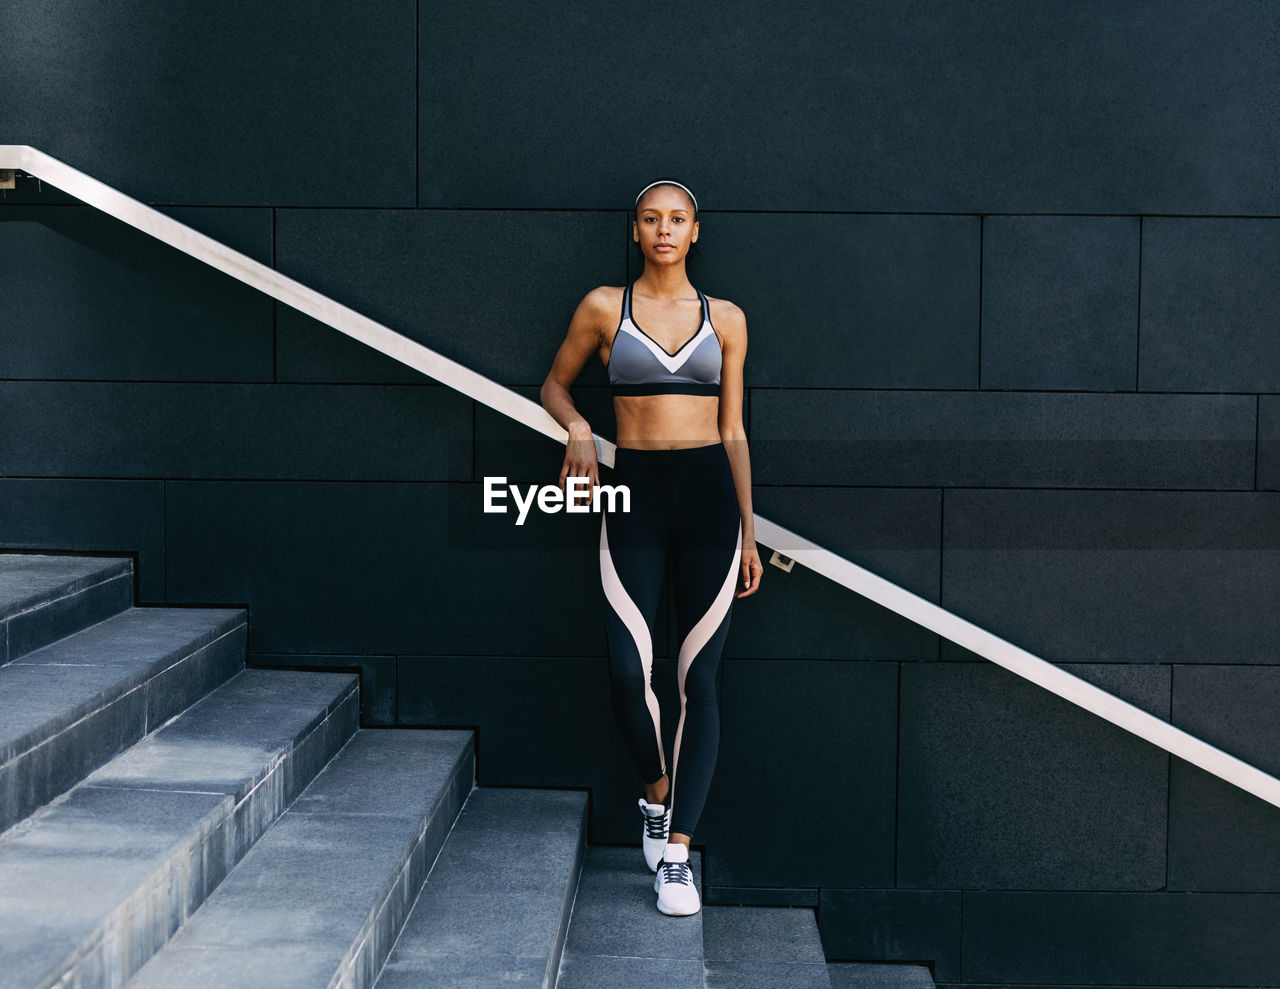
5, 143, 1278, 811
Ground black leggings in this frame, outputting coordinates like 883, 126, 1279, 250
599, 441, 742, 841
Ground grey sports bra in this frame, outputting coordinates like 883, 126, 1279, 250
607, 281, 722, 396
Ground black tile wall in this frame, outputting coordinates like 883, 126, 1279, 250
1167, 666, 1280, 892
898, 662, 1169, 891
1140, 218, 1280, 392
962, 890, 1280, 985
981, 216, 1140, 391
728, 486, 941, 661
941, 490, 1280, 663
819, 888, 962, 982
396, 653, 637, 840
0, 206, 272, 381
273, 209, 624, 386
164, 480, 602, 657
1, 0, 416, 205
750, 390, 1254, 489
1257, 395, 1280, 491
418, 1, 1280, 215
474, 387, 618, 489
0, 479, 164, 600
689, 213, 980, 389
699, 658, 899, 889
0, 382, 471, 481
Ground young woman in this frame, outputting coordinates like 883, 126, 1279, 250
540, 179, 763, 916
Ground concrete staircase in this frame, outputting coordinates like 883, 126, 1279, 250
553, 845, 933, 989
0, 551, 935, 988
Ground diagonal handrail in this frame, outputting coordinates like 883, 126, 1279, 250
5, 143, 1278, 811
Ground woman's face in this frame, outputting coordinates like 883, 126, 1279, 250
633, 185, 698, 266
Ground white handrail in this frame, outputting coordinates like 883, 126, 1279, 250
5, 143, 1278, 812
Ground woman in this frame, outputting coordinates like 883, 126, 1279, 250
540, 179, 763, 917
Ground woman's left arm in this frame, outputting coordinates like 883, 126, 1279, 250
716, 301, 763, 598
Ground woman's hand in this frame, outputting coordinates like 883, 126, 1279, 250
736, 537, 763, 598
558, 421, 600, 509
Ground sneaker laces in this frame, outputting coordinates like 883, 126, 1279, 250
659, 858, 692, 886
642, 804, 669, 839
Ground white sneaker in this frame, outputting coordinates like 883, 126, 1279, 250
638, 797, 670, 872
654, 841, 700, 916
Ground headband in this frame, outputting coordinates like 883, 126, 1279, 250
634, 180, 698, 215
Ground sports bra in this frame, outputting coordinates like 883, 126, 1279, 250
607, 281, 723, 396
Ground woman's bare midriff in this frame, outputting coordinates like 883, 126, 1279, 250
614, 394, 721, 450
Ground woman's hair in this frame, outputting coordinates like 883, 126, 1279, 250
633, 179, 698, 222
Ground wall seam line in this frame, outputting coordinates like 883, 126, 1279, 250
1135, 214, 1143, 392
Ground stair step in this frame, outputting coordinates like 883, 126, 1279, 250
373, 786, 587, 988
555, 845, 705, 988
0, 606, 246, 834
0, 667, 358, 989
704, 905, 833, 988
0, 553, 132, 664
127, 727, 475, 989
827, 962, 936, 989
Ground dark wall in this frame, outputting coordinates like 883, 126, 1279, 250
4, 3, 1280, 985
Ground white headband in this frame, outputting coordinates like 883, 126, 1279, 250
634, 180, 698, 215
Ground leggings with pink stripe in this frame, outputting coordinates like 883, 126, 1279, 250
599, 440, 742, 841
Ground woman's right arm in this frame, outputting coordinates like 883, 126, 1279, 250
540, 288, 610, 500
